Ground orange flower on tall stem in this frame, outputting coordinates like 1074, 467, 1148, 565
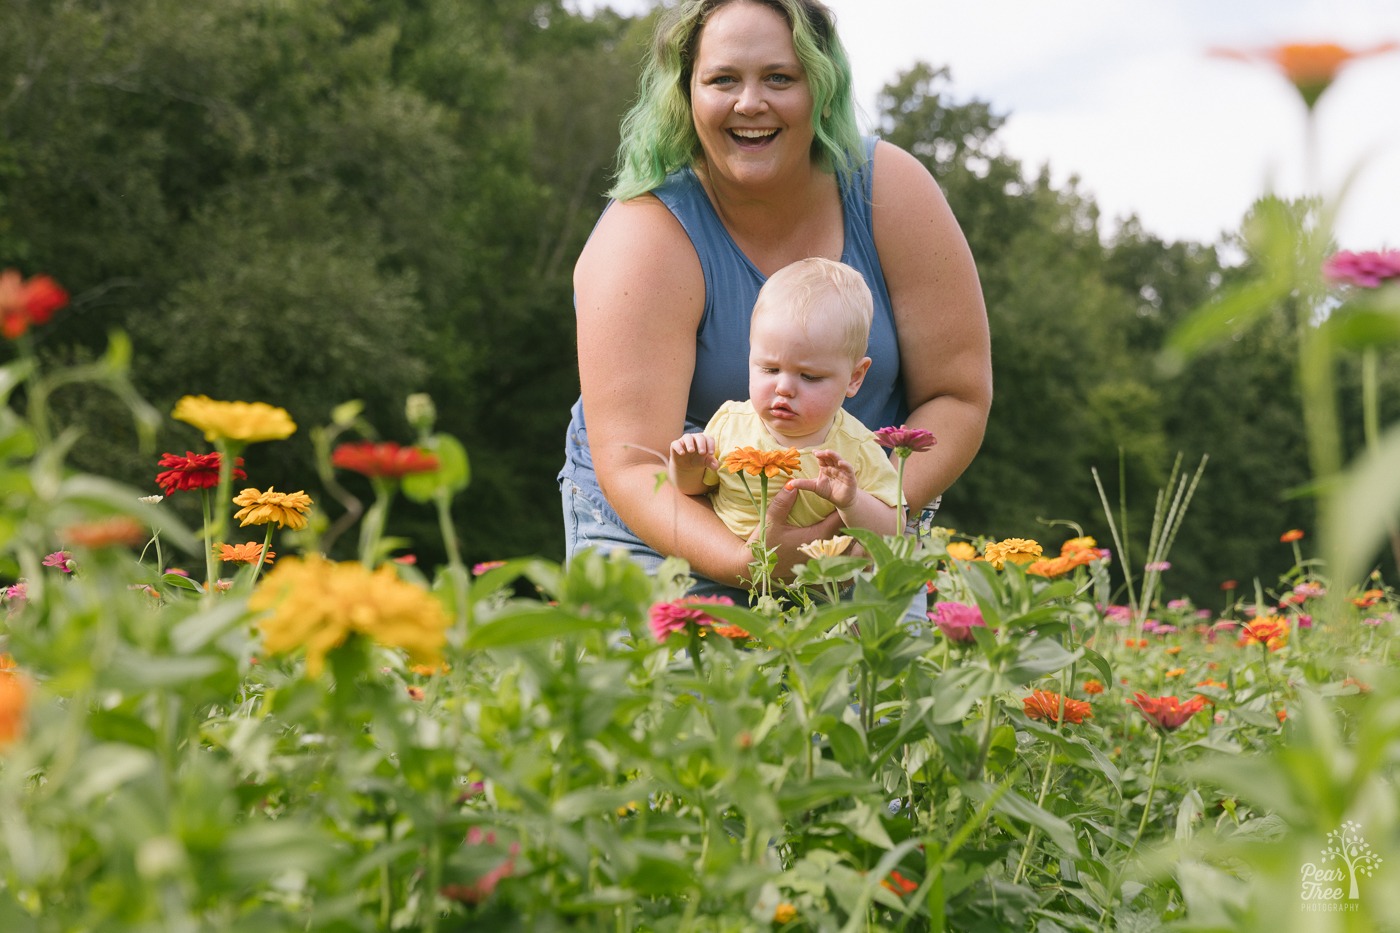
1211, 41, 1400, 109
720, 446, 801, 478
1240, 615, 1290, 651
1129, 693, 1208, 732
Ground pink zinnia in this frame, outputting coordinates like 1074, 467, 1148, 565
874, 425, 937, 455
929, 601, 985, 643
42, 551, 74, 573
648, 595, 735, 642
1323, 249, 1400, 289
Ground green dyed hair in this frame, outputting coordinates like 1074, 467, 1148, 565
608, 0, 863, 202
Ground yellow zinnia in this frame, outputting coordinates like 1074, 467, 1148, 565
173, 395, 297, 444
983, 537, 1043, 570
944, 541, 979, 561
249, 555, 450, 677
721, 446, 801, 478
232, 487, 314, 530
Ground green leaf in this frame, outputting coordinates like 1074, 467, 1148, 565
401, 432, 471, 502
972, 782, 1082, 857
464, 605, 619, 649
1321, 420, 1400, 592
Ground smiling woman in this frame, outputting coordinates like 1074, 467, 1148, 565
560, 0, 992, 598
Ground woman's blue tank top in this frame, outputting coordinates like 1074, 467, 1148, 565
561, 136, 906, 499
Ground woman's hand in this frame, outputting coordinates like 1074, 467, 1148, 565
749, 482, 843, 578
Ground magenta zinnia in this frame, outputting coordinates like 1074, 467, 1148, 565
930, 600, 985, 644
1324, 250, 1400, 288
874, 425, 937, 455
155, 451, 247, 496
332, 441, 441, 479
648, 595, 735, 642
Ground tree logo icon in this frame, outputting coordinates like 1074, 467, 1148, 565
1300, 821, 1382, 903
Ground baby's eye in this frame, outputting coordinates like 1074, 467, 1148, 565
800, 373, 824, 382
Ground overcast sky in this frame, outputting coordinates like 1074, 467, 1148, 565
568, 0, 1400, 251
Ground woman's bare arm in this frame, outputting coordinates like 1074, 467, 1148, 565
870, 141, 993, 512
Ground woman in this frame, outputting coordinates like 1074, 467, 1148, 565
560, 0, 991, 593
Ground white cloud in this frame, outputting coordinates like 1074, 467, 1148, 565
571, 0, 1400, 248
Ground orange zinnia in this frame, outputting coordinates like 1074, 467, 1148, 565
1212, 41, 1400, 109
721, 446, 801, 478
217, 542, 274, 565
1023, 690, 1092, 725
1127, 693, 1208, 732
1240, 615, 1289, 651
0, 665, 29, 747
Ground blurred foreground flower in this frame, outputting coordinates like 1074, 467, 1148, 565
155, 451, 246, 496
173, 395, 296, 444
648, 595, 735, 642
62, 516, 146, 550
250, 555, 450, 677
1323, 249, 1400, 288
232, 487, 313, 530
1211, 41, 1400, 109
0, 269, 68, 339
930, 600, 985, 644
0, 661, 30, 746
332, 441, 440, 478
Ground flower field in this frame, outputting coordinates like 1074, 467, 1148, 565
5, 38, 1400, 933
3, 275, 1400, 931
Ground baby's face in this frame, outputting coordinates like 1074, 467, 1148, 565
748, 313, 869, 448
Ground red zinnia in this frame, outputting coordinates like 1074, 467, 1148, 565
1128, 693, 1208, 732
0, 269, 69, 339
1023, 690, 1092, 725
155, 451, 246, 496
881, 870, 918, 896
331, 441, 440, 479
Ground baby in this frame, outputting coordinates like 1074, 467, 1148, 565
668, 257, 900, 538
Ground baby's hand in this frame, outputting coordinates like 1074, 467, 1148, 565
784, 449, 858, 509
668, 432, 719, 478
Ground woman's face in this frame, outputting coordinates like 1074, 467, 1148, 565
688, 1, 816, 192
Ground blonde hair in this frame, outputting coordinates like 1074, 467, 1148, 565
751, 258, 873, 361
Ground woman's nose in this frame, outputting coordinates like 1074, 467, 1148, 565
734, 83, 768, 116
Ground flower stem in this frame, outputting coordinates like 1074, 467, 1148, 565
248, 525, 274, 589
200, 489, 218, 599
1130, 730, 1166, 855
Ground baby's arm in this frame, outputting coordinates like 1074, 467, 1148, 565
668, 433, 719, 496
785, 449, 899, 537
